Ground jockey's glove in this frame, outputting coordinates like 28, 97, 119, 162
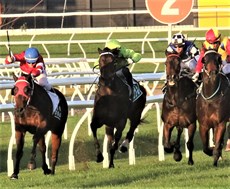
192, 72, 199, 82
132, 53, 142, 63
31, 68, 41, 77
5, 55, 14, 64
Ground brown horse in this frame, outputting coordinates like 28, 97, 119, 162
11, 74, 68, 179
161, 54, 197, 165
90, 47, 146, 168
196, 50, 230, 166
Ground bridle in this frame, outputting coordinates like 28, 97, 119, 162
13, 77, 34, 115
165, 54, 182, 85
99, 51, 117, 82
200, 50, 229, 100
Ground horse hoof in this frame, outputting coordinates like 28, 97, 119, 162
119, 146, 128, 153
203, 149, 213, 156
96, 153, 104, 163
188, 160, 194, 165
27, 162, 36, 170
44, 169, 52, 175
109, 164, 114, 168
164, 147, 174, 153
173, 152, 182, 162
10, 174, 18, 180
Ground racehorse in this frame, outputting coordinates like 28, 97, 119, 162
90, 47, 146, 168
196, 50, 230, 166
161, 53, 197, 165
11, 74, 68, 179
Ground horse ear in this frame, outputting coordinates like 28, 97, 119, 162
218, 55, 222, 64
12, 72, 18, 81
98, 48, 103, 54
201, 57, 205, 64
111, 48, 119, 56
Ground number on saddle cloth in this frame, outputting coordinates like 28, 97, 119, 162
132, 81, 143, 102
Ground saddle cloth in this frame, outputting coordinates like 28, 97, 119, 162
132, 80, 143, 102
47, 91, 59, 113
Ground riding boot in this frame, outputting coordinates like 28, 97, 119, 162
122, 67, 133, 100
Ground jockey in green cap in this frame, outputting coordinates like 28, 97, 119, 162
105, 39, 141, 66
95, 39, 142, 100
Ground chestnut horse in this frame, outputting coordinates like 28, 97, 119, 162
11, 74, 68, 179
161, 54, 197, 165
90, 47, 146, 168
196, 50, 230, 166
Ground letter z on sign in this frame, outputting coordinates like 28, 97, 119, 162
145, 0, 194, 24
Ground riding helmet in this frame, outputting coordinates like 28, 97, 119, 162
171, 33, 185, 46
24, 47, 39, 64
105, 39, 121, 49
205, 28, 221, 44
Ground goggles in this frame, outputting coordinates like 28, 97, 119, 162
174, 45, 184, 48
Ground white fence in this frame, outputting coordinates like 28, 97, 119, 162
0, 57, 167, 176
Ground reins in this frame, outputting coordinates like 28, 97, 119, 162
200, 70, 230, 101
200, 50, 230, 100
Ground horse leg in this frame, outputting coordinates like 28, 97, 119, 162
173, 127, 183, 162
199, 125, 213, 156
91, 119, 104, 163
109, 120, 126, 168
119, 112, 141, 153
49, 133, 62, 174
27, 135, 38, 170
163, 123, 174, 153
186, 123, 196, 165
37, 136, 52, 175
10, 131, 25, 180
105, 126, 115, 168
213, 124, 226, 166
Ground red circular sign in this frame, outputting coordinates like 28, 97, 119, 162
146, 0, 194, 24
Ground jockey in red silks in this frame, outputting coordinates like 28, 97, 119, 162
5, 47, 52, 91
192, 28, 225, 82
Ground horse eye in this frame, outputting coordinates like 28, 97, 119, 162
12, 87, 18, 96
24, 87, 32, 95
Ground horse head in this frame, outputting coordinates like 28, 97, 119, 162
165, 53, 181, 86
202, 50, 222, 77
98, 47, 119, 81
12, 74, 33, 116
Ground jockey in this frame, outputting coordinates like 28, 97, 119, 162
166, 32, 199, 74
192, 28, 223, 82
96, 39, 142, 100
5, 47, 52, 91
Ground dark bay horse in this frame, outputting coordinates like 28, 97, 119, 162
161, 54, 197, 165
11, 74, 68, 179
90, 47, 146, 168
196, 50, 230, 166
